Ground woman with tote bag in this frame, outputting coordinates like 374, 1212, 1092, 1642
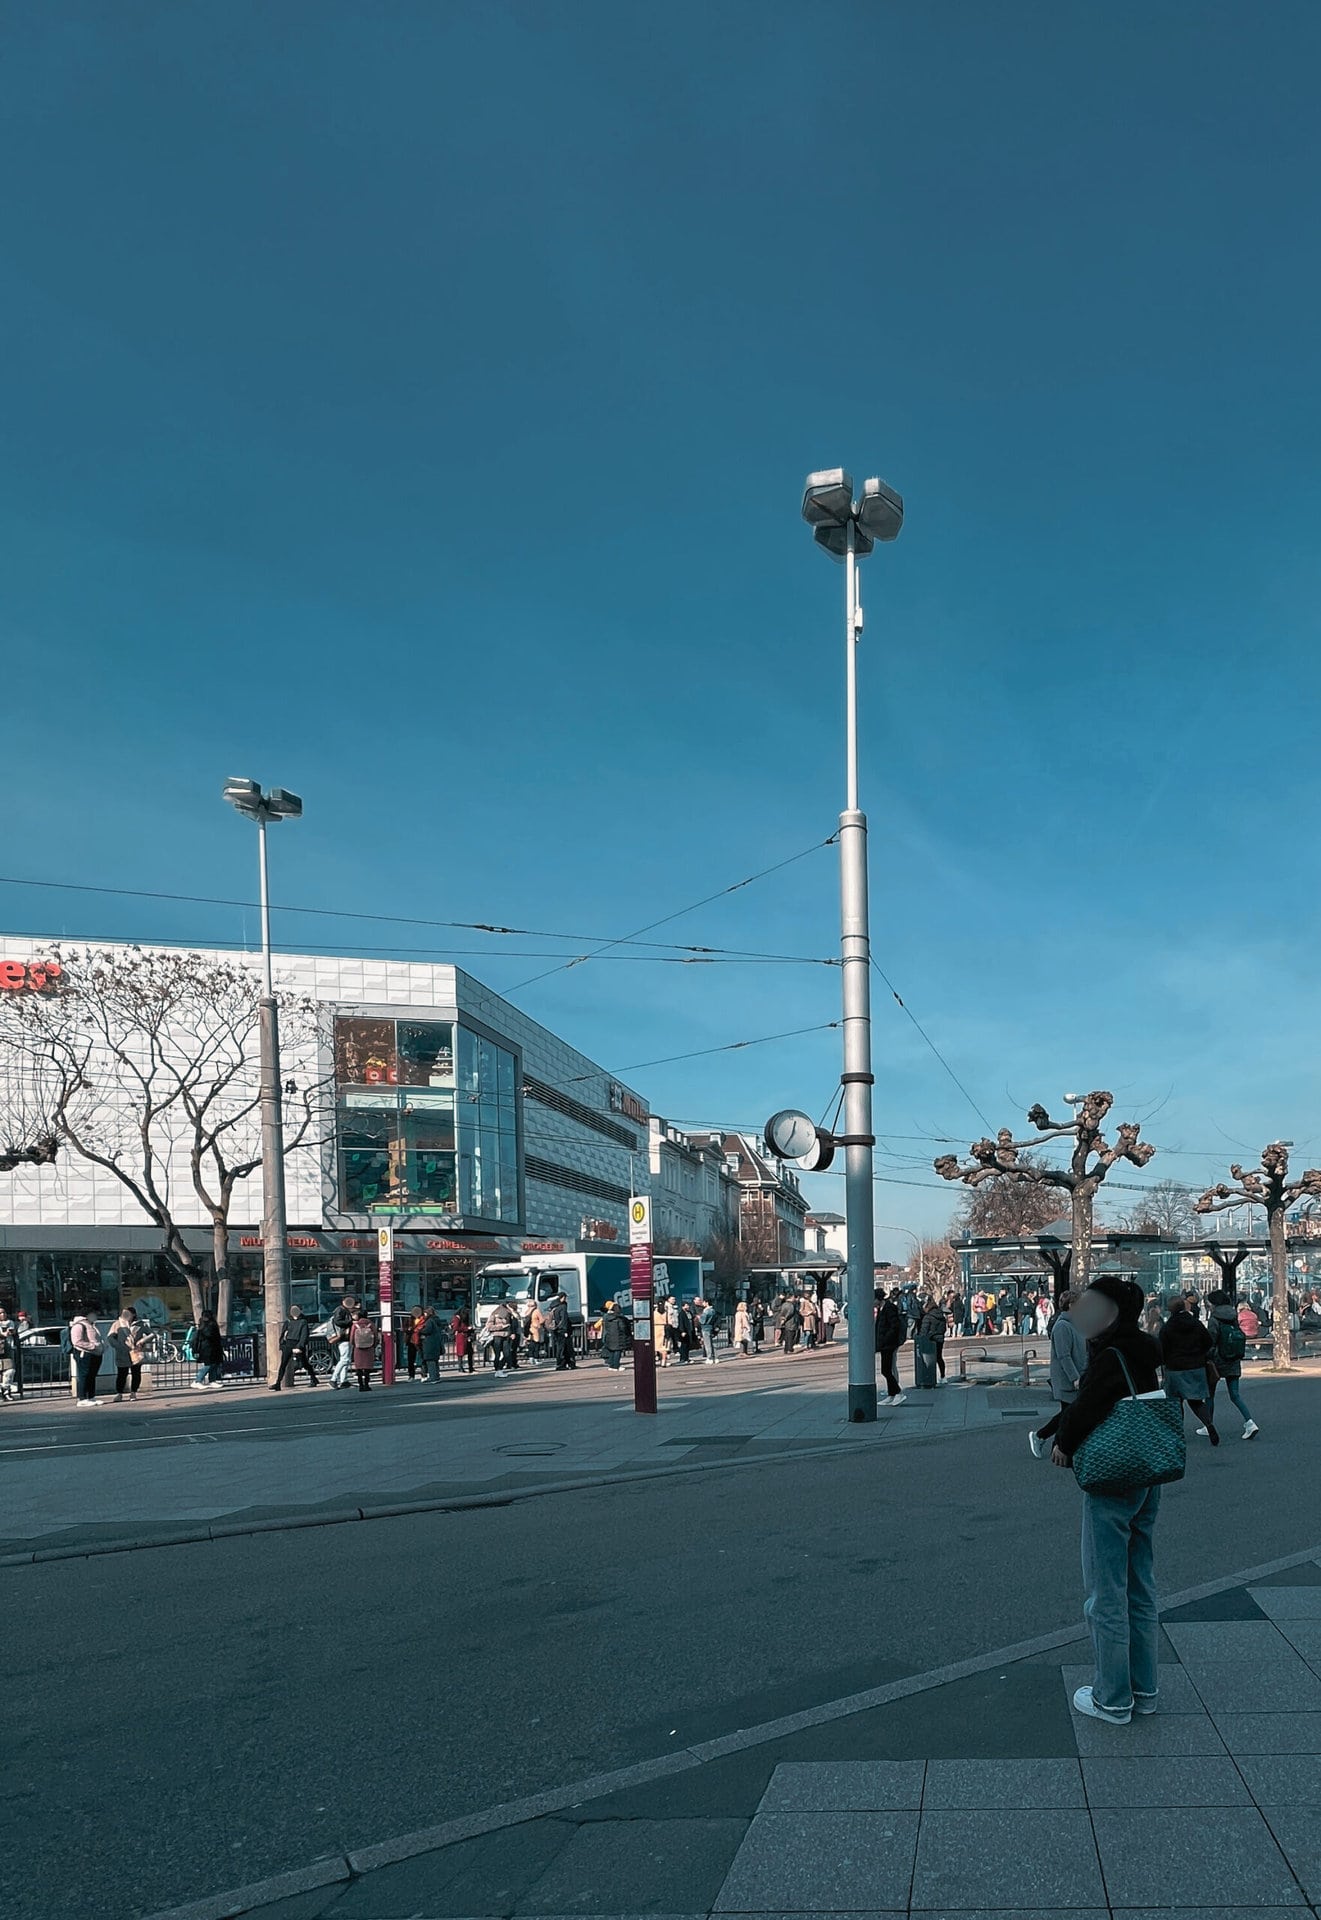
1051, 1276, 1184, 1727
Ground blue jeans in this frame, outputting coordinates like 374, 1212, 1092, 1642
195, 1363, 220, 1385
1214, 1374, 1253, 1423
1081, 1484, 1162, 1714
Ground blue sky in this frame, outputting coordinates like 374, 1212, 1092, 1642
4, 1, 1321, 1255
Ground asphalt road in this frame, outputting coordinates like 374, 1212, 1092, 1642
4, 1370, 1315, 1920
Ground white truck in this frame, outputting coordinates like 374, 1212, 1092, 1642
474, 1250, 703, 1338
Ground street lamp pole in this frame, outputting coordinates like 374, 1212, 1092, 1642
802, 468, 904, 1424
224, 778, 303, 1381
877, 1224, 923, 1291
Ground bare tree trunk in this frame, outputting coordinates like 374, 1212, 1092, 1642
212, 1218, 233, 1334
1071, 1184, 1094, 1292
1269, 1205, 1294, 1370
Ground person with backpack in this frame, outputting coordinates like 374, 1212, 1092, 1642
972, 1289, 989, 1336
418, 1307, 446, 1384
269, 1304, 319, 1390
68, 1308, 104, 1405
1160, 1294, 1219, 1445
328, 1294, 358, 1388
349, 1308, 378, 1390
1202, 1290, 1259, 1441
874, 1288, 907, 1405
0, 1306, 18, 1401
1051, 1275, 1172, 1725
776, 1295, 802, 1357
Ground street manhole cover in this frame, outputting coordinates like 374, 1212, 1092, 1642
495, 1443, 566, 1457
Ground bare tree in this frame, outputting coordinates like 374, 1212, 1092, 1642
1195, 1142, 1321, 1370
935, 1092, 1156, 1292
1116, 1178, 1197, 1240
0, 947, 332, 1329
915, 1236, 959, 1299
957, 1156, 1068, 1239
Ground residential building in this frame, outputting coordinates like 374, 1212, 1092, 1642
691, 1132, 808, 1265
804, 1210, 847, 1264
647, 1117, 740, 1251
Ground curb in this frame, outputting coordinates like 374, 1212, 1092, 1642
141, 1536, 1321, 1920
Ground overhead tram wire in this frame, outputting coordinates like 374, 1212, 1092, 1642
565, 1021, 842, 1083
505, 835, 839, 994
868, 955, 996, 1134
0, 873, 832, 966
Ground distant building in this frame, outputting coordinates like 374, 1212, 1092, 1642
804, 1210, 847, 1264
647, 1117, 740, 1250
690, 1132, 808, 1264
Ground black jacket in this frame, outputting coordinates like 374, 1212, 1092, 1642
1160, 1306, 1213, 1373
875, 1300, 906, 1352
195, 1321, 225, 1365
279, 1315, 310, 1352
1057, 1329, 1163, 1456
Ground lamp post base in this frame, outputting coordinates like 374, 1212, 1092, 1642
848, 1382, 878, 1423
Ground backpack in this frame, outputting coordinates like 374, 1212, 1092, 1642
1215, 1318, 1246, 1363
60, 1323, 74, 1358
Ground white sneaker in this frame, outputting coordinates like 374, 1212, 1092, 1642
1195, 1425, 1208, 1436
1072, 1685, 1131, 1725
1242, 1420, 1259, 1440
1029, 1430, 1046, 1459
191, 1382, 207, 1391
888, 1392, 907, 1406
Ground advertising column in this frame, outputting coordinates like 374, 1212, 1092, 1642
378, 1224, 396, 1386
628, 1195, 657, 1416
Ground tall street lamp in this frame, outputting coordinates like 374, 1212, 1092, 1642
223, 777, 303, 1381
802, 468, 904, 1421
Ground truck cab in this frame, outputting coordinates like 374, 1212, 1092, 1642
476, 1262, 582, 1332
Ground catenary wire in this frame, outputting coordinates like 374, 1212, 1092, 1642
0, 873, 829, 966
505, 835, 838, 994
868, 956, 995, 1134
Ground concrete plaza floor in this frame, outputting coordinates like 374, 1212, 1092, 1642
165, 1554, 1321, 1920
0, 1347, 1043, 1560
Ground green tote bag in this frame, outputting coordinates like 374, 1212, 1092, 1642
1072, 1350, 1186, 1497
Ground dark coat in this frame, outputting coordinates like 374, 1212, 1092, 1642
600, 1306, 627, 1353
419, 1316, 446, 1360
875, 1300, 906, 1352
279, 1315, 310, 1352
918, 1307, 946, 1344
1057, 1328, 1163, 1455
195, 1321, 225, 1365
1160, 1306, 1213, 1373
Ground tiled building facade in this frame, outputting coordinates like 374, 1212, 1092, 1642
0, 938, 647, 1326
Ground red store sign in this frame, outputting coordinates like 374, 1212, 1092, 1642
0, 959, 62, 993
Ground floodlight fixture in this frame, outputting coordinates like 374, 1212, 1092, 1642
856, 476, 904, 544
801, 468, 855, 530
265, 788, 303, 820
223, 776, 263, 819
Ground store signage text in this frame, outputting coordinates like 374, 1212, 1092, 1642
0, 959, 63, 994
608, 1082, 649, 1127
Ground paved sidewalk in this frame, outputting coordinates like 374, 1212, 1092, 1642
0, 1357, 1043, 1560
159, 1551, 1321, 1920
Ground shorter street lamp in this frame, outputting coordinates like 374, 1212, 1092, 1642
223, 778, 303, 1381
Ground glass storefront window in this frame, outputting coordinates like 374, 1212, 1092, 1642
335, 1017, 398, 1086
333, 1016, 518, 1225
397, 1021, 454, 1088
457, 1026, 519, 1224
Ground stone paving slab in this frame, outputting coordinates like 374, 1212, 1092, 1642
1215, 1711, 1321, 1753
714, 1812, 919, 1912
1250, 1584, 1321, 1618
759, 1763, 924, 1811
921, 1757, 1083, 1808
1090, 1806, 1302, 1908
1080, 1754, 1250, 1806
910, 1807, 1104, 1909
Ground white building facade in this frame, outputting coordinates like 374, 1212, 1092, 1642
647, 1116, 741, 1250
0, 938, 648, 1327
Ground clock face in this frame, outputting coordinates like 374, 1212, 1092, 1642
765, 1109, 818, 1161
801, 1132, 835, 1173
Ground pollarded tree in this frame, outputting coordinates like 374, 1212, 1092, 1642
1195, 1143, 1321, 1371
0, 946, 332, 1330
935, 1091, 1156, 1294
